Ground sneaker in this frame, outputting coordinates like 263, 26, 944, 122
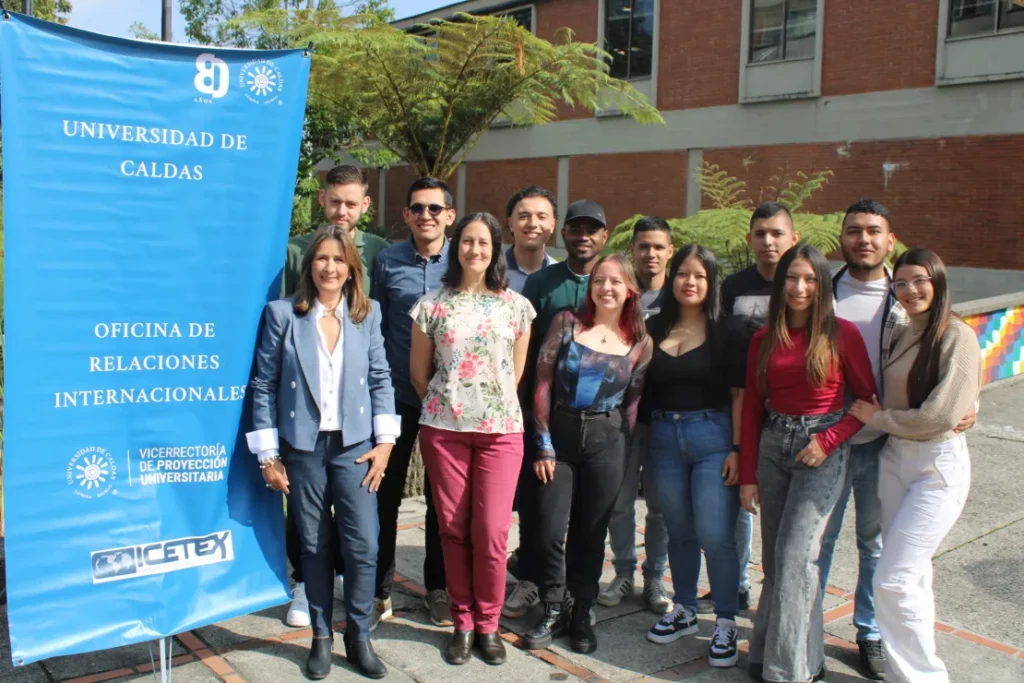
643, 578, 673, 614
286, 583, 311, 627
333, 575, 344, 601
708, 617, 738, 668
597, 575, 634, 607
506, 548, 520, 581
696, 590, 715, 614
739, 589, 750, 611
370, 596, 392, 631
425, 588, 453, 627
646, 603, 699, 644
503, 579, 540, 618
857, 639, 886, 680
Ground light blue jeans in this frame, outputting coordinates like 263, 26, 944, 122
817, 435, 885, 642
736, 507, 752, 593
647, 410, 740, 620
606, 424, 669, 580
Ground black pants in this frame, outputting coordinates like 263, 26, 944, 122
284, 433, 378, 640
530, 405, 628, 604
287, 507, 343, 583
513, 423, 539, 583
375, 401, 446, 599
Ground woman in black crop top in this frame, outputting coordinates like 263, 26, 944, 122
641, 246, 751, 670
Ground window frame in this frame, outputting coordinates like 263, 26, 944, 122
594, 0, 660, 116
746, 0, 820, 65
599, 0, 658, 83
493, 3, 536, 35
738, 0, 825, 103
945, 0, 1024, 40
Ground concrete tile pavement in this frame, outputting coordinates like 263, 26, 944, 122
1, 382, 1023, 682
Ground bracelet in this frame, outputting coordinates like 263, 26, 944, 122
259, 456, 281, 470
537, 433, 553, 452
731, 444, 741, 453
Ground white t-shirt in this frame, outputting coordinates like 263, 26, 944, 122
835, 271, 889, 445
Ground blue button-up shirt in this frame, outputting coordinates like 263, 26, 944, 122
505, 246, 557, 293
372, 238, 449, 409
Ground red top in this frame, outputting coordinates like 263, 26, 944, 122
740, 318, 876, 485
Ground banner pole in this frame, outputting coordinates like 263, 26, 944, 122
160, 636, 171, 683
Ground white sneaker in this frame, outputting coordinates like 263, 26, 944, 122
647, 603, 698, 644
333, 575, 344, 601
597, 575, 634, 607
708, 617, 738, 668
286, 583, 311, 627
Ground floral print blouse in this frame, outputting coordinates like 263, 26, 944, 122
411, 287, 536, 434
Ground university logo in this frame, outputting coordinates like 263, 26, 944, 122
194, 52, 229, 100
66, 446, 117, 499
239, 58, 283, 105
91, 531, 234, 584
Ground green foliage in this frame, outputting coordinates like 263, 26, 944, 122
235, 9, 663, 180
608, 162, 906, 275
128, 21, 161, 41
31, 0, 72, 24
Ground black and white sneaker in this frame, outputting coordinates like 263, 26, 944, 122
646, 603, 698, 644
708, 617, 738, 668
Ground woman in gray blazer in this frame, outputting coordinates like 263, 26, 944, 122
247, 225, 400, 680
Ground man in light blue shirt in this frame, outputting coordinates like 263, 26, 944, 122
504, 185, 558, 293
370, 177, 454, 630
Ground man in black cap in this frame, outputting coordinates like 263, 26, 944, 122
502, 199, 610, 624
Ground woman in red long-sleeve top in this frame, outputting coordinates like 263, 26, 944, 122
738, 244, 875, 683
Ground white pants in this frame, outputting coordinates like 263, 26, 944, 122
875, 434, 971, 683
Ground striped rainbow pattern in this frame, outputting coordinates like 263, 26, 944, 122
964, 304, 1024, 384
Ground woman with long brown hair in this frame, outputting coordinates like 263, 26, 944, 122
248, 225, 399, 680
738, 244, 876, 683
849, 248, 980, 683
523, 253, 653, 655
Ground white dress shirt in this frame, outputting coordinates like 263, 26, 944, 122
250, 300, 398, 463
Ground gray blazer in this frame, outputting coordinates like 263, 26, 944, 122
249, 297, 396, 452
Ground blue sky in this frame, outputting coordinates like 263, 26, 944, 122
68, 1, 451, 41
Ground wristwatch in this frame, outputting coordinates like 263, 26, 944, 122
730, 444, 741, 454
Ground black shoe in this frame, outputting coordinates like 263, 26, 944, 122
306, 636, 333, 680
747, 662, 763, 682
506, 548, 520, 581
445, 630, 474, 666
523, 600, 568, 649
476, 631, 506, 665
343, 636, 387, 679
858, 639, 886, 680
739, 589, 751, 611
569, 599, 597, 654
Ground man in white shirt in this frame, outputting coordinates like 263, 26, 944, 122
819, 200, 976, 680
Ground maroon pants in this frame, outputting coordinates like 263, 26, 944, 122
419, 425, 524, 632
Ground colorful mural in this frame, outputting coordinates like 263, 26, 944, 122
964, 305, 1024, 384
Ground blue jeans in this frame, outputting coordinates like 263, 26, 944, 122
736, 507, 752, 593
648, 409, 740, 621
817, 435, 885, 642
606, 424, 669, 579
283, 433, 379, 640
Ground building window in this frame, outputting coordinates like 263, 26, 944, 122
749, 0, 818, 63
604, 0, 654, 80
498, 6, 534, 33
949, 0, 1024, 37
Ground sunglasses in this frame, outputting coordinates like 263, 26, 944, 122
408, 203, 449, 217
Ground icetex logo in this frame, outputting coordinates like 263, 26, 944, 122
91, 531, 234, 584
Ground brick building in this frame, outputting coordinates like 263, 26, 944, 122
363, 0, 1024, 271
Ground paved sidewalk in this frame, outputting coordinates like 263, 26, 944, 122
3, 381, 1024, 682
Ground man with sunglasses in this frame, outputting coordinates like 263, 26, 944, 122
504, 199, 609, 635
371, 177, 455, 630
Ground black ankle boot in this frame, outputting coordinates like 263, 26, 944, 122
569, 598, 596, 653
306, 636, 333, 680
445, 630, 474, 665
343, 635, 387, 679
523, 600, 568, 650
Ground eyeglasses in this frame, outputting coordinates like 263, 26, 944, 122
892, 276, 932, 294
408, 203, 448, 217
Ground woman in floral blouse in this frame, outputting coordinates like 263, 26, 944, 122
410, 212, 536, 667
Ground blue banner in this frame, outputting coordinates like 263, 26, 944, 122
1, 13, 310, 664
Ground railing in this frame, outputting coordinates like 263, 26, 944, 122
955, 291, 1024, 385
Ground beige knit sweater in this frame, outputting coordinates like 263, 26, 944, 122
869, 315, 981, 442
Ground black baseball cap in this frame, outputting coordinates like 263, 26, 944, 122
564, 199, 607, 228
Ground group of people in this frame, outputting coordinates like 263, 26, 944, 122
247, 165, 981, 683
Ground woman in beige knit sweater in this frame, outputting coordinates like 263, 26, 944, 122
849, 247, 980, 683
